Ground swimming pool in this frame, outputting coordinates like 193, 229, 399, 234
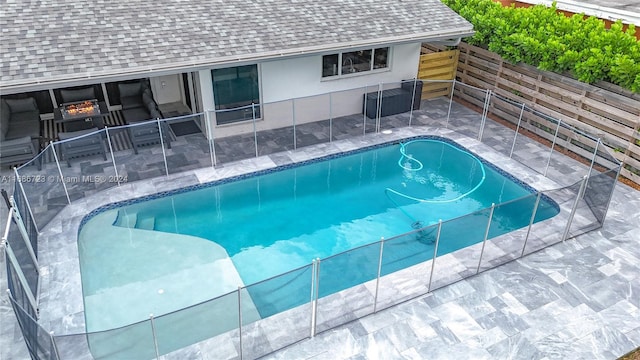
78, 136, 558, 341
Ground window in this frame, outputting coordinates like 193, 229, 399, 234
322, 47, 389, 78
211, 65, 260, 125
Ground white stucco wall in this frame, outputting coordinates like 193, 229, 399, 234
260, 43, 421, 102
198, 43, 421, 137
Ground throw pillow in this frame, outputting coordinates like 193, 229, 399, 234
119, 82, 142, 98
5, 98, 38, 113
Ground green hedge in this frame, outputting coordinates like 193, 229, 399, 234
442, 0, 640, 92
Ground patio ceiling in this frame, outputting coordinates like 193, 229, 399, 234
0, 0, 473, 94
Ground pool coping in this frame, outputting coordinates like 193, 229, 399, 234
35, 126, 584, 354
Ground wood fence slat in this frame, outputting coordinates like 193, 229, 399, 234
418, 49, 458, 99
494, 81, 637, 141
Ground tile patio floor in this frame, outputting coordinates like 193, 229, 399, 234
1, 98, 639, 359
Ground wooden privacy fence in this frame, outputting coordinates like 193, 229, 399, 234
426, 42, 640, 186
417, 47, 459, 99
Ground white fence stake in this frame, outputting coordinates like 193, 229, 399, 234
373, 237, 385, 313
104, 127, 120, 186
49, 141, 71, 204
476, 204, 495, 274
427, 220, 442, 292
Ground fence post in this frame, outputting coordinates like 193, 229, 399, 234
376, 82, 383, 133
543, 119, 562, 177
312, 258, 321, 337
478, 90, 491, 142
309, 259, 317, 338
238, 286, 243, 360
206, 111, 217, 167
445, 79, 456, 128
49, 141, 71, 204
149, 314, 160, 359
373, 237, 385, 313
363, 86, 368, 136
562, 175, 588, 241
104, 127, 120, 186
252, 103, 258, 158
157, 119, 169, 176
476, 204, 495, 274
292, 99, 297, 150
12, 167, 39, 233
583, 138, 600, 196
329, 93, 333, 142
509, 103, 526, 158
427, 220, 442, 292
409, 78, 417, 127
521, 193, 542, 257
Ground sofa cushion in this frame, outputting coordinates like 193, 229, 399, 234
6, 120, 40, 140
5, 98, 38, 113
6, 109, 40, 139
119, 82, 142, 98
123, 107, 154, 123
60, 88, 96, 103
0, 99, 9, 141
0, 136, 35, 157
120, 96, 144, 110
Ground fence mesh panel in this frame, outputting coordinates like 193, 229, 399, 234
12, 186, 38, 254
6, 248, 37, 319
8, 291, 54, 359
83, 319, 156, 360
450, 82, 489, 139
292, 94, 332, 149
153, 291, 239, 357
15, 145, 68, 229
162, 114, 212, 174
241, 265, 313, 359
375, 226, 437, 311
315, 243, 379, 334
55, 128, 120, 202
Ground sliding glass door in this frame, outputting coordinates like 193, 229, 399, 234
211, 65, 260, 125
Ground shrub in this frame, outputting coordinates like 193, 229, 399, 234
442, 0, 640, 92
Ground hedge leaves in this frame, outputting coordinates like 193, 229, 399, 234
442, 0, 640, 92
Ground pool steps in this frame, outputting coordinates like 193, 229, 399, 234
113, 210, 156, 231
113, 211, 137, 227
135, 216, 156, 230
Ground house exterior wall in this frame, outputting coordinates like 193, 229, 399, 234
149, 75, 184, 105
199, 43, 421, 138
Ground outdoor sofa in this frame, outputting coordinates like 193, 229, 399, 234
118, 81, 172, 154
0, 98, 41, 169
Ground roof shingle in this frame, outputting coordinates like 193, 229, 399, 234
0, 0, 473, 92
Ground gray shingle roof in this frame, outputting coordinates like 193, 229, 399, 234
0, 0, 473, 92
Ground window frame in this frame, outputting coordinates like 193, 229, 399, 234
211, 64, 262, 125
321, 47, 391, 79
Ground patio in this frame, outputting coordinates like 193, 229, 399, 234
1, 97, 639, 359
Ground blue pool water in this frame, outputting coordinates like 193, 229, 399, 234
79, 137, 559, 336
